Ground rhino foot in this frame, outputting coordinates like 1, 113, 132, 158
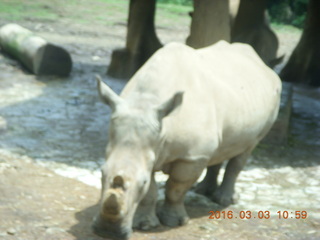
211, 188, 238, 207
157, 203, 189, 227
133, 212, 160, 230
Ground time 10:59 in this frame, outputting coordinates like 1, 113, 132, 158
277, 211, 308, 219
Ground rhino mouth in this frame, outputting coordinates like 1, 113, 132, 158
92, 215, 131, 240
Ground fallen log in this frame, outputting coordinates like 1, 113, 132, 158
0, 23, 72, 76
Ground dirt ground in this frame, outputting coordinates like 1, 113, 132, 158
0, 3, 320, 240
1, 152, 319, 240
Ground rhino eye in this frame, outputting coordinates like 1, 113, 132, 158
142, 176, 149, 186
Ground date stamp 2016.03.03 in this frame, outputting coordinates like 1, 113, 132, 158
208, 211, 308, 220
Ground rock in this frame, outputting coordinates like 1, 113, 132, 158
92, 55, 101, 61
7, 228, 17, 235
199, 225, 216, 231
45, 227, 65, 235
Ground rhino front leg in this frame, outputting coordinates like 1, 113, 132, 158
133, 172, 160, 230
158, 160, 206, 227
194, 163, 222, 196
212, 149, 252, 206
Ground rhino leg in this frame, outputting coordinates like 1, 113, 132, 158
212, 149, 252, 206
158, 160, 206, 227
133, 173, 160, 230
194, 163, 222, 197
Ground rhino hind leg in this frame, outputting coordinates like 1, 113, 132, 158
212, 149, 252, 207
194, 163, 222, 196
158, 160, 206, 227
133, 173, 160, 230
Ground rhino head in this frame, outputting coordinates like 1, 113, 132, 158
92, 75, 183, 240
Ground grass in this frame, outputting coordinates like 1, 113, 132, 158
0, 0, 60, 21
0, 0, 192, 29
0, 0, 127, 24
271, 22, 302, 35
0, 0, 300, 33
156, 2, 192, 28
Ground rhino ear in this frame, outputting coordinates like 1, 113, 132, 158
96, 75, 123, 111
157, 91, 184, 120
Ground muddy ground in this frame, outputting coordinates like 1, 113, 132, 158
0, 4, 320, 240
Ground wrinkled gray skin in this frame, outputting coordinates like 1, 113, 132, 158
92, 42, 281, 240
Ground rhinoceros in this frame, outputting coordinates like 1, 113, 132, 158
92, 41, 281, 240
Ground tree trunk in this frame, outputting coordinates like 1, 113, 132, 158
280, 0, 320, 87
0, 24, 72, 76
107, 0, 162, 79
232, 0, 281, 68
229, 0, 240, 29
186, 0, 230, 49
232, 0, 267, 34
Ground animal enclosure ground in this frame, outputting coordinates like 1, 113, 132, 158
0, 1, 319, 239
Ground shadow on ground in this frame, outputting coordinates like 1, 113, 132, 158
68, 202, 225, 240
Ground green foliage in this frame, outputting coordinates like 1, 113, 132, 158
291, 0, 308, 27
159, 0, 308, 28
268, 0, 291, 23
292, 0, 308, 16
291, 12, 307, 28
268, 0, 308, 28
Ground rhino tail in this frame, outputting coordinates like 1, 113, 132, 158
269, 54, 285, 68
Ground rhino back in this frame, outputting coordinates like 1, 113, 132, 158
121, 41, 281, 165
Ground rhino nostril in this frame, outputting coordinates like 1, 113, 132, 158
112, 175, 125, 189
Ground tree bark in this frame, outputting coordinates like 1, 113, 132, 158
107, 0, 162, 79
232, 0, 267, 33
232, 0, 281, 68
186, 0, 230, 49
0, 24, 72, 76
229, 0, 240, 29
280, 0, 320, 87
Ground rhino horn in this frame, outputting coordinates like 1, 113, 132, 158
102, 189, 124, 217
